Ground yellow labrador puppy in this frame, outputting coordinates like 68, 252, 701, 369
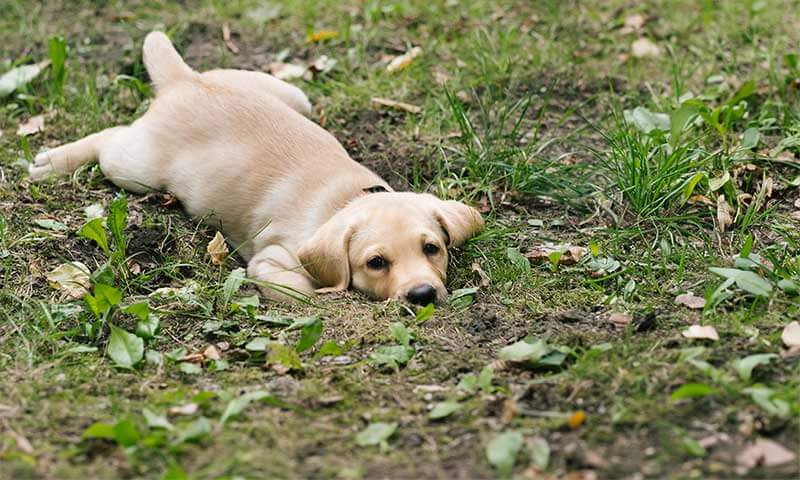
30, 32, 484, 305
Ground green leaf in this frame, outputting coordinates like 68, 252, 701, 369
136, 314, 160, 339
123, 302, 149, 321
506, 247, 530, 272
778, 279, 799, 295
95, 283, 122, 309
624, 106, 670, 134
295, 317, 323, 353
741, 127, 760, 149
709, 267, 772, 297
680, 433, 707, 457
486, 431, 523, 476
529, 437, 550, 469
429, 400, 460, 420
315, 340, 343, 357
161, 465, 188, 480
457, 373, 478, 393
143, 408, 174, 431
107, 324, 144, 368
671, 383, 715, 400
112, 419, 139, 447
389, 322, 411, 348
727, 80, 756, 106
48, 36, 67, 94
708, 171, 730, 192
415, 303, 435, 323
478, 366, 494, 394
498, 339, 549, 363
743, 386, 790, 418
448, 287, 478, 309
355, 422, 397, 447
268, 342, 303, 370
670, 102, 700, 144
681, 171, 706, 203
220, 390, 274, 424
732, 353, 777, 382
223, 267, 246, 304
174, 417, 210, 444
0, 62, 47, 97
82, 422, 115, 440
369, 345, 414, 370
107, 196, 128, 257
178, 362, 202, 375
245, 337, 269, 352
33, 219, 68, 231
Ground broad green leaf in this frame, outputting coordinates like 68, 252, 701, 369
221, 390, 273, 423
95, 283, 122, 308
82, 422, 115, 440
112, 419, 139, 447
268, 342, 303, 370
174, 417, 210, 444
315, 340, 343, 357
449, 287, 478, 309
143, 408, 173, 431
245, 337, 269, 352
671, 383, 715, 400
178, 362, 202, 374
498, 339, 549, 363
161, 465, 189, 480
530, 436, 550, 469
506, 247, 530, 272
123, 302, 149, 321
108, 324, 144, 368
107, 196, 128, 257
146, 349, 163, 366
165, 347, 187, 362
355, 422, 397, 447
369, 345, 414, 370
732, 353, 777, 382
389, 322, 411, 348
415, 303, 435, 323
223, 267, 246, 304
681, 171, 706, 203
0, 61, 48, 97
624, 106, 670, 134
743, 386, 790, 418
478, 366, 494, 394
33, 219, 67, 231
47, 36, 67, 94
295, 317, 323, 353
709, 267, 772, 297
778, 279, 799, 295
727, 80, 756, 106
65, 344, 98, 354
681, 433, 707, 457
136, 314, 160, 339
670, 102, 700, 144
486, 431, 523, 476
457, 373, 478, 393
429, 400, 460, 420
708, 171, 730, 192
741, 127, 760, 149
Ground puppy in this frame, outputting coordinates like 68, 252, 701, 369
29, 32, 484, 305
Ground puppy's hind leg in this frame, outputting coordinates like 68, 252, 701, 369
29, 126, 125, 180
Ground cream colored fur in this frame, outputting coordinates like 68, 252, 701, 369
29, 32, 484, 303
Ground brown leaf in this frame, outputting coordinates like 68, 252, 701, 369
609, 312, 632, 328
682, 325, 719, 341
17, 114, 45, 136
631, 37, 660, 58
371, 97, 421, 114
737, 438, 796, 469
716, 195, 733, 232
500, 398, 517, 424
203, 344, 221, 361
169, 403, 198, 415
222, 24, 240, 54
619, 13, 650, 34
386, 46, 422, 73
675, 293, 706, 309
310, 55, 337, 74
206, 231, 229, 265
7, 427, 33, 454
183, 352, 204, 364
781, 321, 800, 348
471, 261, 491, 287
525, 244, 587, 265
266, 62, 307, 81
46, 261, 91, 299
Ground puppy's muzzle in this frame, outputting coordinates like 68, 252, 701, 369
406, 284, 438, 306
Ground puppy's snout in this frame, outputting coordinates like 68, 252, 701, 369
406, 284, 437, 306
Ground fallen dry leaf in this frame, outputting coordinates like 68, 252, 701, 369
781, 321, 800, 347
182, 352, 204, 364
737, 438, 796, 469
203, 344, 221, 361
169, 403, 198, 415
46, 261, 91, 299
310, 55, 337, 74
609, 312, 632, 328
7, 427, 34, 454
567, 410, 586, 429
222, 23, 240, 54
620, 13, 650, 34
306, 30, 338, 43
675, 292, 706, 309
682, 325, 719, 341
525, 244, 587, 265
207, 231, 229, 265
471, 261, 491, 287
267, 62, 307, 81
17, 114, 45, 136
500, 398, 518, 424
371, 97, 421, 114
386, 46, 422, 73
631, 37, 661, 58
716, 195, 733, 232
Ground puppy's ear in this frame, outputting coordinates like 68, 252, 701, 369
435, 200, 485, 247
297, 214, 356, 293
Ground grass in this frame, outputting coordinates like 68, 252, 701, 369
1, 0, 799, 479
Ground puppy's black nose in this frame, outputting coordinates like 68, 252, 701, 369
406, 284, 437, 306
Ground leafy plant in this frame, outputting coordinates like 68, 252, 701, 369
47, 36, 67, 96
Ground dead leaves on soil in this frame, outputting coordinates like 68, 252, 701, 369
371, 97, 421, 114
525, 244, 587, 266
206, 231, 229, 265
674, 292, 706, 309
385, 46, 422, 73
682, 325, 719, 341
46, 261, 91, 299
737, 438, 796, 469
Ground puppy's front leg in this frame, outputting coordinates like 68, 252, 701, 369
247, 245, 316, 302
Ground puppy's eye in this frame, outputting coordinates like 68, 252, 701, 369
423, 243, 440, 255
367, 256, 387, 270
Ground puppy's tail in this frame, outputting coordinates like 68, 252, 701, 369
143, 31, 195, 90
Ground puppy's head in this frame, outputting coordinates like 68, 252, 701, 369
297, 192, 484, 305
